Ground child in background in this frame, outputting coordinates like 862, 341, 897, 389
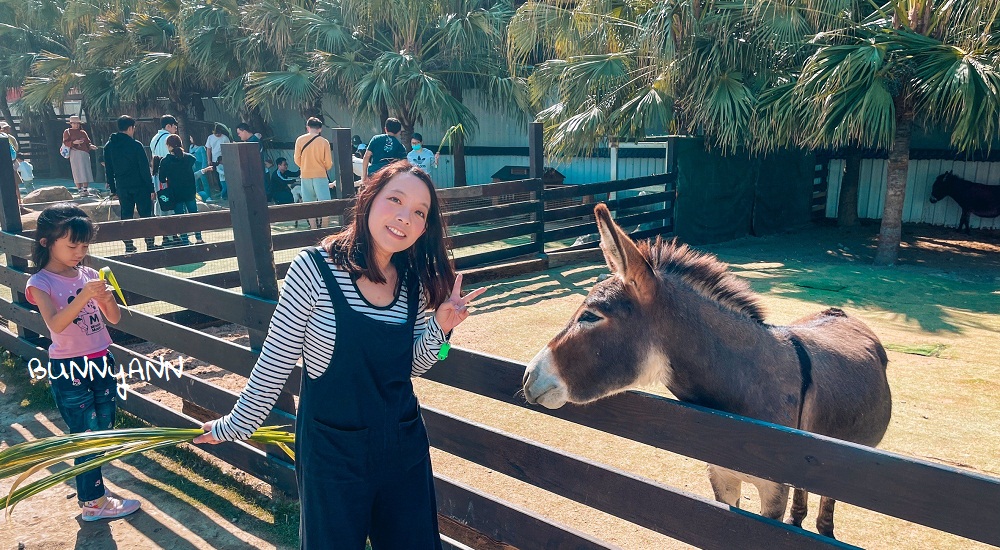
25, 204, 141, 521
16, 154, 34, 192
216, 156, 227, 200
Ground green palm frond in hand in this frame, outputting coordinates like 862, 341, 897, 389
0, 426, 294, 518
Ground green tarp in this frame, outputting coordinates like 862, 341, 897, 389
673, 138, 814, 244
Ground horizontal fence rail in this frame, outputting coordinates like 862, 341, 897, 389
14, 140, 995, 547
421, 350, 1000, 547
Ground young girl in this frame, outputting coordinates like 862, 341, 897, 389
25, 204, 141, 521
195, 161, 485, 549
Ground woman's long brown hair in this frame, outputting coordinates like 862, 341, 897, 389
322, 160, 456, 308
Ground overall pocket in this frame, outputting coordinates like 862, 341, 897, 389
306, 420, 369, 483
397, 411, 430, 472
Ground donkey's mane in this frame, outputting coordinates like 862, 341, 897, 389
638, 236, 766, 323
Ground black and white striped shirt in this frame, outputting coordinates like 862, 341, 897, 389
211, 248, 448, 442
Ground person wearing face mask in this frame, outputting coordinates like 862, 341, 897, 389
405, 133, 438, 172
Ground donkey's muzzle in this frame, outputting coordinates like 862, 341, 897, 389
522, 367, 541, 404
929, 196, 940, 204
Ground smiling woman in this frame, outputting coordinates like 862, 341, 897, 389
195, 160, 485, 549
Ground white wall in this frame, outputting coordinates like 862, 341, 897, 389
825, 158, 1000, 230
202, 95, 670, 187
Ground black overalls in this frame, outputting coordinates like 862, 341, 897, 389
296, 249, 442, 550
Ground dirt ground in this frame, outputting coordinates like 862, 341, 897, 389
2, 221, 999, 549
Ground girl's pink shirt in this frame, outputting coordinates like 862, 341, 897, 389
26, 266, 112, 359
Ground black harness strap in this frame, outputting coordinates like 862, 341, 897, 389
789, 334, 813, 430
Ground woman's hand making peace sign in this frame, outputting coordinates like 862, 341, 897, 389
434, 274, 486, 334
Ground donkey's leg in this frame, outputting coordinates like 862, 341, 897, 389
961, 210, 971, 234
707, 466, 742, 508
751, 478, 789, 521
816, 496, 837, 538
785, 487, 808, 527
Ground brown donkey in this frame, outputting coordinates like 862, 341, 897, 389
522, 204, 892, 538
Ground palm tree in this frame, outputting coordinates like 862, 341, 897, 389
507, 0, 781, 158
244, 0, 529, 148
757, 1, 1000, 264
511, 0, 1000, 265
0, 0, 87, 166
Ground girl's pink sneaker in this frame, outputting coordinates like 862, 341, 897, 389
81, 495, 141, 521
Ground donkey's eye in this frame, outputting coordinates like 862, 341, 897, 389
578, 311, 602, 324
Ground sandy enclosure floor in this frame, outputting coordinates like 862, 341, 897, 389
3, 222, 999, 549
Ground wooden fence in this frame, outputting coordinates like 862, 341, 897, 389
1, 143, 997, 548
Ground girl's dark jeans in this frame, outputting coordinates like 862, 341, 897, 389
48, 353, 118, 503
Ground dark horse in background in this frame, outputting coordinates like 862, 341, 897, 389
930, 171, 1000, 234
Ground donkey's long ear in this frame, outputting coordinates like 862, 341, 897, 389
595, 204, 656, 299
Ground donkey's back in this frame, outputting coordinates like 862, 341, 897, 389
786, 308, 892, 447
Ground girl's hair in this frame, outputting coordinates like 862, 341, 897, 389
166, 134, 184, 157
321, 160, 456, 308
32, 203, 96, 271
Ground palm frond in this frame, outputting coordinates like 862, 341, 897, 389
0, 426, 295, 518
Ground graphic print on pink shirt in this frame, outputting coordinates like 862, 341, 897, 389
67, 287, 104, 335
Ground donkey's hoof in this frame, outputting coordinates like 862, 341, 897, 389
819, 528, 836, 539
784, 517, 803, 528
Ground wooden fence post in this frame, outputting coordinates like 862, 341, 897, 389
331, 128, 355, 199
529, 122, 544, 180
0, 142, 39, 342
529, 122, 546, 254
221, 142, 297, 496
666, 137, 677, 232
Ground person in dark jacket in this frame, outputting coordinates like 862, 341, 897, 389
104, 115, 157, 253
267, 157, 300, 205
159, 134, 214, 245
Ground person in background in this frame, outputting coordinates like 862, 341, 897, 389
104, 115, 158, 253
189, 134, 210, 201
62, 115, 98, 196
361, 118, 406, 185
3, 122, 25, 205
236, 123, 262, 151
16, 154, 34, 193
216, 156, 227, 200
406, 133, 438, 172
150, 114, 179, 247
205, 123, 231, 199
267, 157, 300, 205
1, 121, 17, 165
159, 134, 213, 245
293, 117, 333, 228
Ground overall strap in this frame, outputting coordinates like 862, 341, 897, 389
305, 247, 350, 311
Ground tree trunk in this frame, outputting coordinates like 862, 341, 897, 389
378, 106, 389, 131
874, 96, 912, 266
192, 95, 206, 121
43, 105, 71, 179
447, 85, 467, 187
0, 94, 13, 126
399, 117, 414, 151
453, 131, 466, 187
838, 148, 861, 227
